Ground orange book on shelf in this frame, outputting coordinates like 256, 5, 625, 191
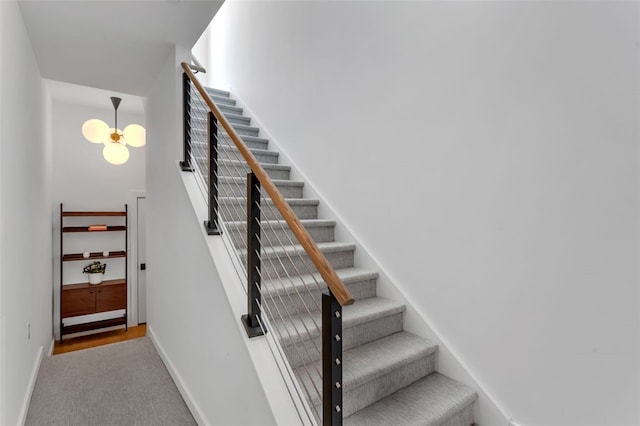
88, 224, 107, 231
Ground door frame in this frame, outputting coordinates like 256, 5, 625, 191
128, 191, 146, 327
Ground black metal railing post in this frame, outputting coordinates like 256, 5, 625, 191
204, 111, 221, 235
180, 73, 194, 172
241, 172, 265, 338
323, 291, 343, 425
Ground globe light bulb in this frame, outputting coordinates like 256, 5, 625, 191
82, 119, 109, 144
124, 124, 145, 147
103, 142, 130, 165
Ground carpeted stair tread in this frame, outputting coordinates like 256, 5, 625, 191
262, 267, 378, 299
210, 94, 236, 106
216, 158, 289, 172
217, 144, 277, 158
190, 112, 250, 126
219, 196, 318, 207
205, 87, 230, 98
217, 103, 243, 115
345, 373, 478, 426
225, 218, 335, 230
271, 296, 405, 347
218, 176, 302, 187
252, 241, 356, 260
296, 331, 438, 407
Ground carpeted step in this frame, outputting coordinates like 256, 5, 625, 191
217, 176, 303, 199
191, 134, 268, 151
216, 103, 243, 116
225, 218, 336, 248
241, 241, 356, 278
210, 94, 236, 106
190, 112, 251, 127
271, 297, 405, 368
218, 158, 290, 180
216, 144, 279, 164
345, 373, 478, 426
193, 157, 289, 181
190, 142, 274, 165
222, 113, 251, 126
262, 267, 378, 316
219, 197, 319, 221
189, 123, 260, 143
205, 87, 231, 98
229, 123, 259, 137
296, 331, 438, 418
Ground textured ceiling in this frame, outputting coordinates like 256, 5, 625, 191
19, 0, 223, 95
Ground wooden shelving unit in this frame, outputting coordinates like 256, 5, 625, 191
60, 203, 128, 341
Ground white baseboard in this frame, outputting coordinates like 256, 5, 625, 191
18, 345, 44, 426
47, 339, 54, 356
147, 326, 207, 426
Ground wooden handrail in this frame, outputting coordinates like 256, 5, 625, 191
181, 63, 354, 306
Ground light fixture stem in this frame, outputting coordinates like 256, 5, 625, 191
110, 97, 122, 135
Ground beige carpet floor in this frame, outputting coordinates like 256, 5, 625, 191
25, 337, 196, 425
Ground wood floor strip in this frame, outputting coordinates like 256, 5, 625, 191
54, 324, 146, 355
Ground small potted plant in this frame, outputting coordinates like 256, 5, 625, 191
83, 261, 106, 285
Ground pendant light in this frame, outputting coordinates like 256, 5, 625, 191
81, 97, 145, 165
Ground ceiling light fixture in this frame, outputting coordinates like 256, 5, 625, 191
81, 97, 145, 165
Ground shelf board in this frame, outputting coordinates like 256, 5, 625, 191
61, 316, 126, 335
63, 225, 126, 233
63, 211, 126, 217
63, 251, 126, 262
62, 278, 126, 291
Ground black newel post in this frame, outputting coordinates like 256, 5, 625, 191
241, 172, 265, 338
204, 111, 221, 235
180, 73, 194, 172
323, 292, 343, 426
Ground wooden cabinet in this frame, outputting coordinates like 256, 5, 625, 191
60, 204, 127, 340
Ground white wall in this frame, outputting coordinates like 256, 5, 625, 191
207, 2, 640, 425
49, 81, 146, 338
0, 2, 53, 424
144, 46, 275, 425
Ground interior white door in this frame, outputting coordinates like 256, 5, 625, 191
137, 197, 147, 324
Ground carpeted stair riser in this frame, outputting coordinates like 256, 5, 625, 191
262, 271, 377, 317
277, 310, 405, 369
216, 177, 303, 198
219, 198, 319, 221
253, 245, 355, 278
226, 220, 336, 249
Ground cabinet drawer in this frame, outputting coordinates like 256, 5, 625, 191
62, 288, 96, 317
96, 283, 126, 313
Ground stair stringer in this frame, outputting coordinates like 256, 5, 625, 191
226, 89, 513, 426
179, 162, 318, 426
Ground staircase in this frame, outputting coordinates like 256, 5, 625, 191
193, 87, 478, 425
